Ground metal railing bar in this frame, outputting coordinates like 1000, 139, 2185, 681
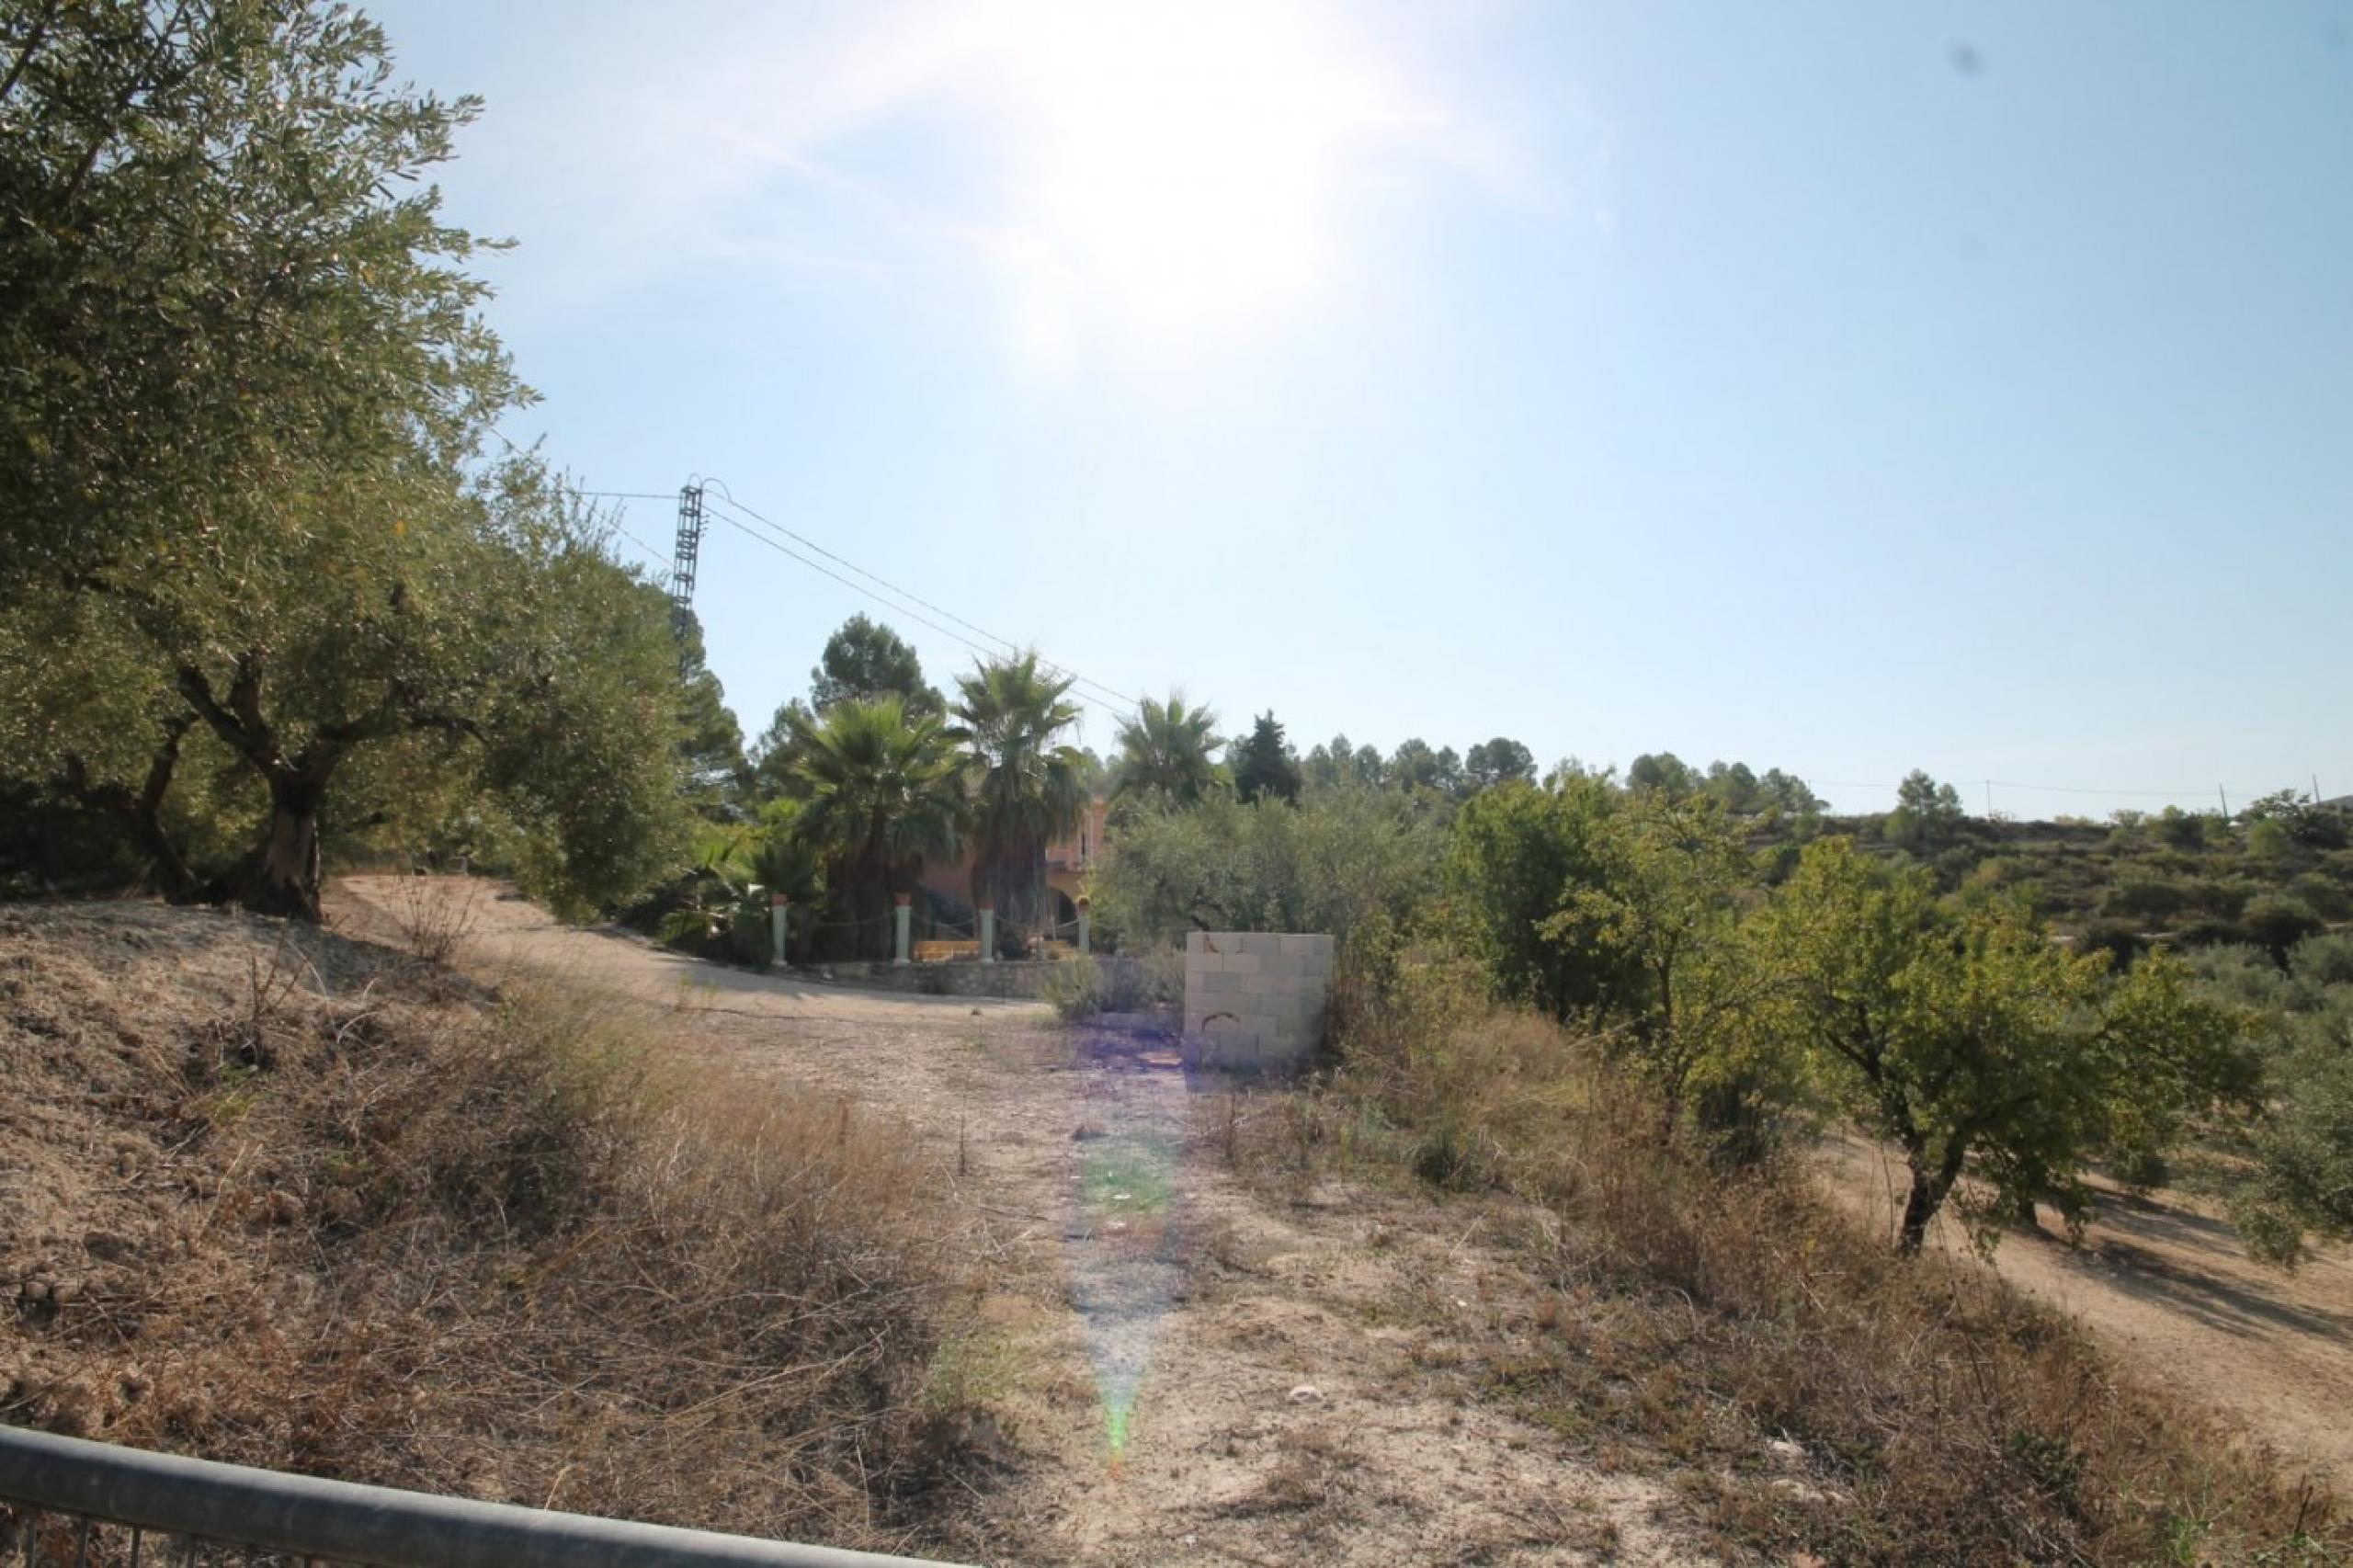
1, 1428, 963, 1568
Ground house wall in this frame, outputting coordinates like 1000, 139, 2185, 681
916, 796, 1108, 933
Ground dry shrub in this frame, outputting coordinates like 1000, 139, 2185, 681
1329, 946, 2347, 1565
385, 872, 483, 966
0, 904, 978, 1554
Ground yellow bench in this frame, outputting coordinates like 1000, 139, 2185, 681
914, 939, 981, 963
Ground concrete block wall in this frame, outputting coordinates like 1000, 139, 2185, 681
1184, 931, 1335, 1071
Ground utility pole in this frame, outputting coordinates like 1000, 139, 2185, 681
671, 483, 706, 615
2218, 785, 2230, 820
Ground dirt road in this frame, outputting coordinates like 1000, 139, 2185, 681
1823, 1135, 2353, 1496
333, 878, 1705, 1564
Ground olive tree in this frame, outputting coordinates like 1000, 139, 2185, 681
0, 4, 693, 917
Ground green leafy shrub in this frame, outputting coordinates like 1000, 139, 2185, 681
2245, 894, 2325, 967
2289, 871, 2351, 922
1038, 956, 1102, 1021
2099, 877, 2188, 923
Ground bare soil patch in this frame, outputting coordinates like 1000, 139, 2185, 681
332, 877, 1711, 1563
1822, 1132, 2353, 1497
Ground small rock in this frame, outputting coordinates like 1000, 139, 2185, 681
1286, 1383, 1322, 1405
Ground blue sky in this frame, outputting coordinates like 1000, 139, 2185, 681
370, 0, 2352, 818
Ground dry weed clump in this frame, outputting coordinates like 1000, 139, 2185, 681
1322, 946, 2347, 1566
385, 871, 484, 967
0, 903, 981, 1554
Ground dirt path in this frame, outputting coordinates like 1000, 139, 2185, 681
1822, 1134, 2353, 1495
332, 879, 1705, 1565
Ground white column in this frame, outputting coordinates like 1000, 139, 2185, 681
978, 903, 996, 963
769, 893, 789, 966
1076, 896, 1091, 956
893, 892, 913, 966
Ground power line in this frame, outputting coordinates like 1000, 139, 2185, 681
703, 511, 1137, 725
697, 492, 1140, 722
1801, 774, 2292, 810
603, 521, 672, 565
699, 487, 1142, 717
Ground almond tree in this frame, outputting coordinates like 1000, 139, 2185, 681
1751, 839, 2256, 1252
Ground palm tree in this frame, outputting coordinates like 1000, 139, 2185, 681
789, 696, 966, 960
1110, 692, 1224, 808
949, 653, 1088, 953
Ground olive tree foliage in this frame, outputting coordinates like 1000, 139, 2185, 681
0, 3, 694, 918
1537, 790, 1754, 1117
2206, 934, 2353, 1267
1443, 772, 1643, 1025
1, 1, 517, 588
1748, 840, 2256, 1253
1090, 785, 1445, 949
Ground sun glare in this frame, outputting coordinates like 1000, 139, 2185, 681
1002, 0, 1392, 337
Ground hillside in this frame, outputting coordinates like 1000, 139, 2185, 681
12, 888, 2350, 1563
1, 900, 970, 1554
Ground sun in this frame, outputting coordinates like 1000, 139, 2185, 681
1000, 0, 1392, 335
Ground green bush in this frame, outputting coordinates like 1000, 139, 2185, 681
2155, 806, 2209, 849
2290, 871, 2351, 922
2173, 916, 2254, 949
2181, 877, 2253, 919
2075, 919, 2148, 971
1090, 784, 1444, 950
2290, 931, 2353, 990
2245, 894, 2325, 967
1037, 957, 1102, 1021
2246, 818, 2293, 862
2098, 877, 2187, 923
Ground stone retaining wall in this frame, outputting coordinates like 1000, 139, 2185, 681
1183, 931, 1334, 1072
828, 958, 1068, 998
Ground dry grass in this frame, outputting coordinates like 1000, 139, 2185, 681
1279, 945, 2352, 1566
0, 903, 983, 1555
383, 870, 485, 966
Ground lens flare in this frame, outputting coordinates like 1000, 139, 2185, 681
1061, 1025, 1196, 1471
